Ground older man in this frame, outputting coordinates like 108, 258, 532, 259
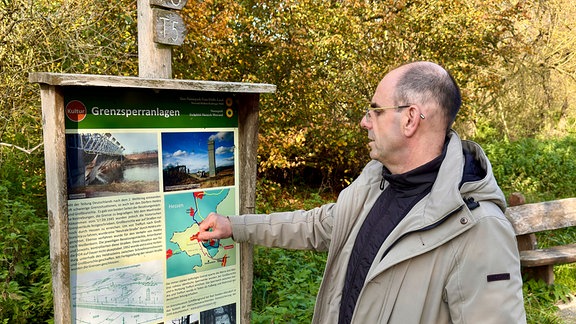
198, 61, 526, 323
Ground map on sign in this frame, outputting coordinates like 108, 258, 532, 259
165, 188, 236, 278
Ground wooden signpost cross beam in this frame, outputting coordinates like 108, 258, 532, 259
137, 0, 188, 78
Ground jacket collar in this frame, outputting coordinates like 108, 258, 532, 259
418, 130, 506, 227
380, 140, 446, 196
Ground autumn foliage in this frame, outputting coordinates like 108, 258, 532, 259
174, 0, 576, 189
1, 0, 574, 191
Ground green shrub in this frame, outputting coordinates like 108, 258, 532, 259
0, 184, 53, 322
482, 136, 576, 202
0, 150, 46, 214
252, 247, 327, 323
523, 278, 572, 324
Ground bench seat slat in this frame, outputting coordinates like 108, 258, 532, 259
519, 243, 576, 267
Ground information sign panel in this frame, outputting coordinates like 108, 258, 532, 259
31, 73, 275, 324
64, 86, 240, 323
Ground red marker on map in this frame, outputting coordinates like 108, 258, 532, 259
194, 191, 205, 199
166, 249, 173, 259
189, 207, 195, 216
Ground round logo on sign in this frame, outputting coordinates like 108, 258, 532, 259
226, 108, 234, 118
65, 100, 87, 122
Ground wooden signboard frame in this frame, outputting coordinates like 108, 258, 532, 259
30, 72, 275, 323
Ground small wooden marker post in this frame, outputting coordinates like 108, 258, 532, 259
137, 0, 188, 78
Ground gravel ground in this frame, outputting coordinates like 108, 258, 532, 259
557, 298, 576, 323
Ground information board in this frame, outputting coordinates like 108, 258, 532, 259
64, 86, 240, 323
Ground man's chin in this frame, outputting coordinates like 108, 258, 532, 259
368, 151, 378, 161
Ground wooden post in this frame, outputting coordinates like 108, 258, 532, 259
138, 0, 172, 78
238, 94, 260, 324
508, 193, 537, 251
39, 84, 70, 324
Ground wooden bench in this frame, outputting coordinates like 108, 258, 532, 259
505, 196, 576, 284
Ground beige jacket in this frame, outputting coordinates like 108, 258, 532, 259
230, 131, 526, 323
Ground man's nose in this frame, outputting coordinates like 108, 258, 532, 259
360, 114, 370, 129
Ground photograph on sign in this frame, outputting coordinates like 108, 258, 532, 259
200, 303, 237, 323
162, 131, 235, 192
169, 312, 199, 324
66, 132, 160, 199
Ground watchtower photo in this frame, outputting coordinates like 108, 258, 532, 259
162, 131, 236, 192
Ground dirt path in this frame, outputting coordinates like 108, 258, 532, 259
557, 298, 576, 323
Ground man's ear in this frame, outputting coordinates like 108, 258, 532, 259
403, 106, 422, 137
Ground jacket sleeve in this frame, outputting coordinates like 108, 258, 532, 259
229, 204, 335, 252
445, 209, 527, 324
227, 160, 382, 252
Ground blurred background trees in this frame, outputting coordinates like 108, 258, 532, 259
175, 0, 576, 189
0, 0, 139, 320
1, 0, 138, 209
2, 0, 575, 192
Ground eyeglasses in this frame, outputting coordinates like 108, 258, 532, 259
364, 105, 410, 122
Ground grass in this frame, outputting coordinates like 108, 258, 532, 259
526, 230, 576, 323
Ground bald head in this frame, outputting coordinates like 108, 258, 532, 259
362, 62, 461, 172
392, 62, 461, 132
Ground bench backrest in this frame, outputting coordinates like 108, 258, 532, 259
505, 197, 576, 235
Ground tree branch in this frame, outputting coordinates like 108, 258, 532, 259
0, 142, 43, 154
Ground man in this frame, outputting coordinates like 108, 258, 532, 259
198, 61, 527, 323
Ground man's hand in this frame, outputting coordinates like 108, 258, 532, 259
197, 212, 233, 241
